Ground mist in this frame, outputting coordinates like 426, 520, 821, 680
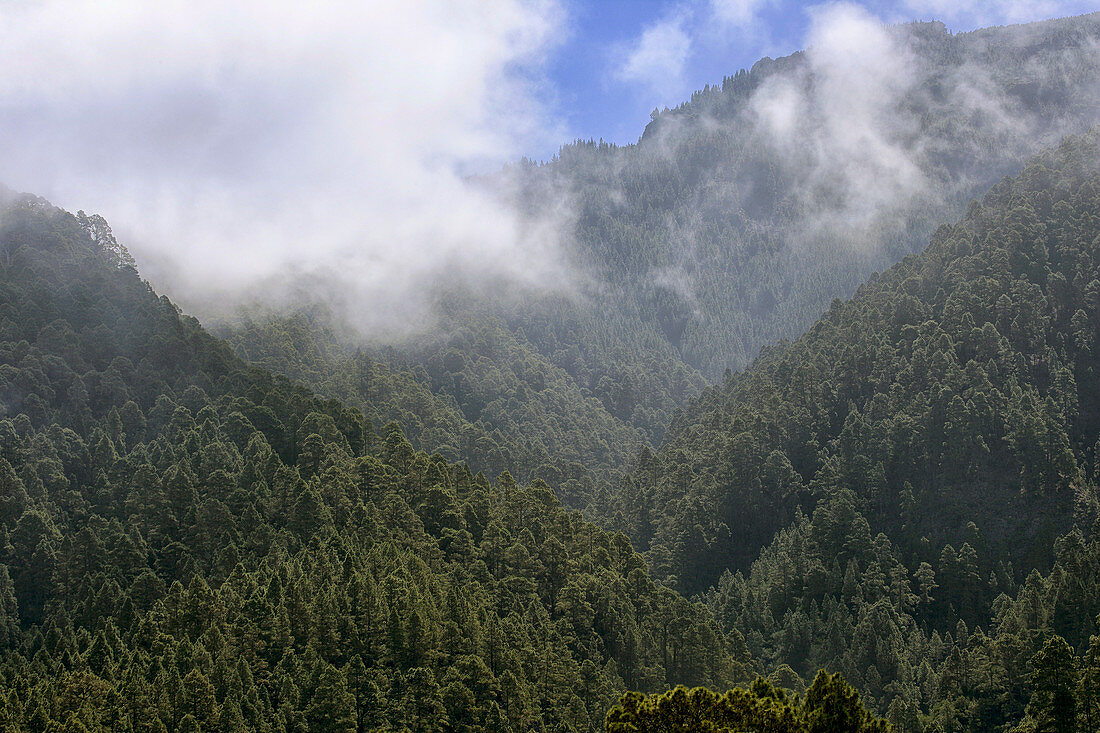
744, 4, 1100, 249
582, 4, 1100, 379
0, 0, 573, 338
749, 4, 927, 234
1, 0, 1096, 350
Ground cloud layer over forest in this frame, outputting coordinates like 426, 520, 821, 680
0, 0, 571, 335
0, 0, 1096, 339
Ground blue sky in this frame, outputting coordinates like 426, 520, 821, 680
535, 0, 1100, 158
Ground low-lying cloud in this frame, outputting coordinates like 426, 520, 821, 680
619, 0, 1099, 358
0, 0, 571, 337
739, 2, 1100, 247
902, 0, 1100, 28
610, 0, 1098, 121
750, 3, 927, 231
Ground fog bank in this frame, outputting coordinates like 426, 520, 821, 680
0, 0, 572, 336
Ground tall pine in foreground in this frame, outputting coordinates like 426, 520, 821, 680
606, 672, 890, 732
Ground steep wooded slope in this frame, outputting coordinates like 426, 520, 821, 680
613, 130, 1100, 597
0, 195, 746, 731
531, 13, 1100, 379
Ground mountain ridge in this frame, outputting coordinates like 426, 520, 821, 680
217, 11, 1100, 515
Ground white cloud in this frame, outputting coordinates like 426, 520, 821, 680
0, 0, 571, 336
710, 0, 771, 29
749, 2, 926, 230
615, 13, 693, 99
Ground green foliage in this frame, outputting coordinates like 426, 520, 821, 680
0, 195, 747, 730
2, 16, 1100, 733
618, 130, 1100, 594
222, 313, 660, 507
605, 671, 890, 732
1023, 636, 1078, 733
615, 131, 1100, 730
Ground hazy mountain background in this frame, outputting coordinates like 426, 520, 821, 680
222, 13, 1100, 508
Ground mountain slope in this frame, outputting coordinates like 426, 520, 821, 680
0, 194, 747, 731
703, 462, 1100, 730
574, 126, 1100, 733
612, 128, 1100, 596
220, 310, 664, 507
532, 13, 1100, 376
224, 14, 1100, 510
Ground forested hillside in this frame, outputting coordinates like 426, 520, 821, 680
7, 129, 1100, 731
4, 11, 1100, 733
601, 127, 1100, 729
224, 14, 1100, 504
221, 310, 665, 508
0, 195, 747, 730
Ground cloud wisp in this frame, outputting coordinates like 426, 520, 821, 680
609, 0, 1098, 125
740, 2, 1100, 246
614, 12, 694, 101
749, 3, 926, 233
0, 0, 573, 337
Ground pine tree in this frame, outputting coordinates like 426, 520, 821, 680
306, 665, 357, 733
1025, 636, 1078, 733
